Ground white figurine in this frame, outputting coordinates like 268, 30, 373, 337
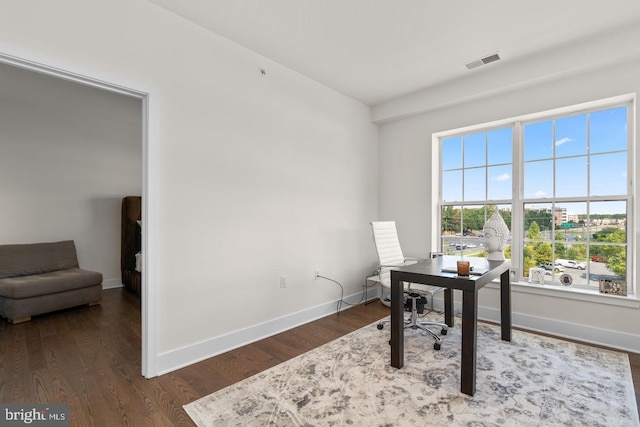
483, 210, 510, 261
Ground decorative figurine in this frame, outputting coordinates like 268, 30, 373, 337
483, 210, 510, 261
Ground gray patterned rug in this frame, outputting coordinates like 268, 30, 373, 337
184, 316, 639, 426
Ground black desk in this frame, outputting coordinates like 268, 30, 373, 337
390, 255, 511, 396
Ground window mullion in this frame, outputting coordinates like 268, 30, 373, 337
511, 121, 523, 278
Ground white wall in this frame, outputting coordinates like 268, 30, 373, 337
0, 0, 378, 374
0, 62, 142, 289
377, 56, 640, 352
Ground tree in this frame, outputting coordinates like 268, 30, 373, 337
567, 245, 586, 262
527, 221, 541, 239
442, 206, 460, 233
594, 228, 627, 278
554, 233, 567, 258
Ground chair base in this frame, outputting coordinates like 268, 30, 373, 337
377, 293, 448, 350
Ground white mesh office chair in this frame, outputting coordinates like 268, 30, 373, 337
370, 221, 448, 350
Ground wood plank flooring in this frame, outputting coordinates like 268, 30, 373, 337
0, 288, 638, 426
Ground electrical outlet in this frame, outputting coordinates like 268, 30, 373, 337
280, 275, 287, 288
314, 269, 320, 280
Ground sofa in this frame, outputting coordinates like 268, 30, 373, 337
0, 240, 103, 324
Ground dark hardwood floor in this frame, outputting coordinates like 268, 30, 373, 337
0, 288, 638, 426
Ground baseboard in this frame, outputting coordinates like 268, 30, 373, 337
156, 291, 375, 375
431, 298, 640, 354
102, 278, 123, 290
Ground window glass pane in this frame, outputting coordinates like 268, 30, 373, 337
524, 120, 553, 161
523, 242, 553, 280
590, 152, 627, 196
483, 205, 512, 260
553, 202, 587, 286
556, 113, 587, 157
461, 205, 486, 236
553, 202, 587, 238
487, 165, 511, 200
524, 160, 553, 198
464, 167, 485, 201
442, 170, 462, 202
494, 205, 512, 232
588, 247, 626, 287
557, 243, 588, 286
589, 201, 627, 243
442, 136, 462, 170
487, 127, 512, 165
590, 106, 628, 154
524, 203, 552, 240
441, 206, 461, 236
441, 206, 484, 256
463, 133, 486, 168
555, 156, 587, 197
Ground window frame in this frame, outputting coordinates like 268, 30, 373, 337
435, 95, 635, 298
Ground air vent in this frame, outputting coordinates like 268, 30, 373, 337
464, 52, 501, 70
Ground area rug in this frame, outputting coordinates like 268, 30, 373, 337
184, 317, 639, 426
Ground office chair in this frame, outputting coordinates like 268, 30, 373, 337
370, 221, 448, 350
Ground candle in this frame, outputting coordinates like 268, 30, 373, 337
457, 260, 470, 276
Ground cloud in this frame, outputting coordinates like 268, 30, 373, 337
555, 137, 574, 146
495, 173, 510, 181
535, 190, 546, 197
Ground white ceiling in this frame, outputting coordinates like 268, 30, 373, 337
147, 0, 640, 106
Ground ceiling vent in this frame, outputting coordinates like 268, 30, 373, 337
464, 52, 501, 70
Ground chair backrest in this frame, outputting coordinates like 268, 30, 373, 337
371, 221, 405, 287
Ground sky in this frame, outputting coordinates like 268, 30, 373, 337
441, 106, 628, 216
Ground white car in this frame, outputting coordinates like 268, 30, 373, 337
566, 260, 586, 270
539, 262, 564, 273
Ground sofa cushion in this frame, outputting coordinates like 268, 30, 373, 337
0, 241, 79, 279
0, 269, 103, 299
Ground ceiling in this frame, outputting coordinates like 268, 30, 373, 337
147, 0, 640, 106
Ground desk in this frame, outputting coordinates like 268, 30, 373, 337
390, 255, 511, 396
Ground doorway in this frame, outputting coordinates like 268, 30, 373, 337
0, 51, 155, 377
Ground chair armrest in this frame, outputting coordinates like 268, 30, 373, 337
375, 262, 411, 275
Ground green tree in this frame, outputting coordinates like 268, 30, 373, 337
463, 207, 485, 232
527, 221, 541, 239
567, 245, 587, 262
525, 210, 552, 233
442, 206, 460, 233
594, 228, 627, 278
554, 233, 567, 259
535, 242, 553, 264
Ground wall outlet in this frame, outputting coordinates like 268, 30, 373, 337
280, 275, 287, 288
314, 269, 320, 280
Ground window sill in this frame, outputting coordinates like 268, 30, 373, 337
485, 280, 640, 308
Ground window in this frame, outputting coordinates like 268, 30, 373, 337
439, 99, 632, 295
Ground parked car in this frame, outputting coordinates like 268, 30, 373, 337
591, 256, 607, 262
566, 260, 586, 270
539, 262, 565, 273
556, 259, 586, 269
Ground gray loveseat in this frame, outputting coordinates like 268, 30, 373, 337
0, 240, 103, 324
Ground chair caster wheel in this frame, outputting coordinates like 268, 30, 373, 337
377, 324, 384, 330
434, 343, 441, 350
441, 328, 448, 335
